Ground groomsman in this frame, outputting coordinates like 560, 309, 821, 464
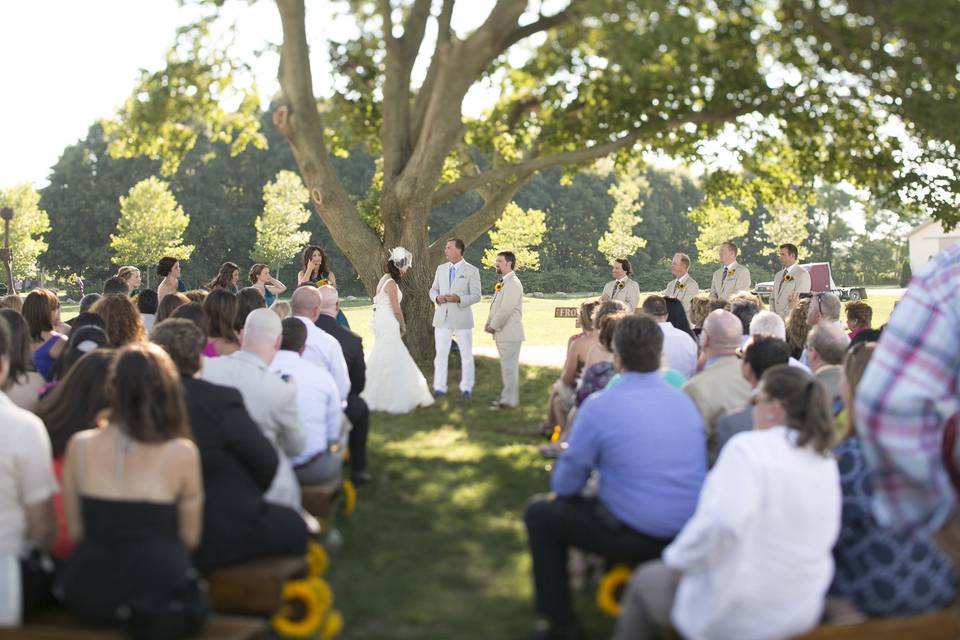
769, 243, 811, 318
709, 241, 751, 301
600, 258, 641, 310
485, 251, 525, 409
430, 238, 482, 397
663, 252, 699, 317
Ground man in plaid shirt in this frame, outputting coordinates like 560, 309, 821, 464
856, 243, 960, 541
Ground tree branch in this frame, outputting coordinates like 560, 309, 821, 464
411, 0, 456, 144
432, 106, 758, 206
500, 4, 578, 52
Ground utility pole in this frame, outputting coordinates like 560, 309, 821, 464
0, 207, 14, 296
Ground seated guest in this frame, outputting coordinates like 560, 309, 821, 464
36, 350, 115, 560
0, 316, 58, 626
830, 343, 956, 616
537, 300, 600, 437
22, 288, 67, 381
687, 295, 712, 339
202, 309, 304, 510
91, 295, 147, 348
272, 318, 343, 486
151, 320, 308, 571
801, 292, 849, 364
290, 287, 350, 403
155, 292, 189, 323
683, 310, 752, 449
663, 297, 695, 341
845, 300, 882, 348
730, 297, 760, 346
117, 266, 141, 295
270, 300, 293, 319
574, 311, 626, 407
0, 295, 22, 313
615, 365, 841, 640
786, 297, 812, 359
524, 315, 706, 639
316, 285, 372, 485
201, 289, 240, 357
137, 289, 159, 332
712, 336, 791, 464
749, 310, 810, 372
169, 302, 208, 334
101, 276, 129, 297
60, 344, 206, 637
183, 290, 208, 304
641, 295, 697, 379
65, 294, 101, 329
47, 325, 110, 386
806, 323, 848, 413
234, 287, 266, 334
0, 309, 45, 411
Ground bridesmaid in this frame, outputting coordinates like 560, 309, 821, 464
296, 245, 349, 328
248, 264, 286, 308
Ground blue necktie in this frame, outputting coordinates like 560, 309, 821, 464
449, 265, 456, 287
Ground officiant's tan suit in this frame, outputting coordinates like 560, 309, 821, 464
769, 263, 811, 319
486, 271, 524, 408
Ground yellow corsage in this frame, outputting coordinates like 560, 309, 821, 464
676, 282, 686, 290
494, 282, 503, 292
784, 273, 794, 282
727, 268, 735, 276
617, 281, 625, 290
315, 279, 329, 287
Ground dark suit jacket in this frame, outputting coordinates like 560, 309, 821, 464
183, 377, 294, 570
316, 314, 365, 397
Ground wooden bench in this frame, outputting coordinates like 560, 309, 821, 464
206, 556, 309, 616
793, 609, 960, 640
0, 609, 269, 639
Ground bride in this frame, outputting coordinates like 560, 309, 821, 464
361, 247, 435, 414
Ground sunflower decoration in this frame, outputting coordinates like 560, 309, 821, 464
550, 426, 562, 444
315, 279, 330, 287
494, 281, 503, 293
784, 273, 794, 282
727, 268, 735, 276
596, 565, 634, 617
321, 609, 344, 640
616, 281, 625, 290
272, 577, 330, 638
676, 282, 686, 290
307, 540, 329, 578
341, 479, 357, 516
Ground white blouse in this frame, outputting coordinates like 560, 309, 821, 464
664, 426, 841, 640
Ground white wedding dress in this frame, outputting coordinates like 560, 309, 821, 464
361, 275, 435, 414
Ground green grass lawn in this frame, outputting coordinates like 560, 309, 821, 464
325, 357, 614, 640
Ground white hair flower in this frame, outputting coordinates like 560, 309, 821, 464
389, 246, 413, 269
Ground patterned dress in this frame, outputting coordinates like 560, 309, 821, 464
829, 436, 956, 616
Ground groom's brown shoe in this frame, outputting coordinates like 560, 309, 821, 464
488, 401, 513, 411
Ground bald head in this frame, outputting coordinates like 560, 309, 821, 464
291, 286, 321, 320
703, 309, 743, 355
240, 308, 283, 365
318, 285, 339, 317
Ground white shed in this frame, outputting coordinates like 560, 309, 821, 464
908, 219, 960, 272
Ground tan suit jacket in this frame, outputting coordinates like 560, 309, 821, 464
663, 274, 699, 316
683, 355, 752, 437
601, 277, 641, 310
487, 272, 525, 342
709, 262, 751, 301
769, 264, 811, 318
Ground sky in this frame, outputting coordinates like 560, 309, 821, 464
0, 0, 547, 191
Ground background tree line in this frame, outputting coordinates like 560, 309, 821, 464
1, 106, 913, 298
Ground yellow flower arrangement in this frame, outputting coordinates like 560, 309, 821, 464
596, 565, 634, 617
315, 279, 330, 287
341, 479, 357, 516
307, 540, 329, 578
271, 578, 329, 638
550, 425, 562, 444
321, 609, 344, 640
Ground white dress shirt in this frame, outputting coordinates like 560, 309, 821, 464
660, 321, 698, 379
294, 315, 350, 403
664, 426, 841, 640
270, 350, 342, 466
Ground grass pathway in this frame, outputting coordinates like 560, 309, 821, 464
326, 357, 613, 639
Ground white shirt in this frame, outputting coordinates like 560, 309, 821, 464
664, 427, 840, 640
294, 315, 350, 403
660, 321, 698, 379
0, 392, 58, 556
270, 350, 342, 465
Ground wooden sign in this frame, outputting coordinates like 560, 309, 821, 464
554, 307, 579, 318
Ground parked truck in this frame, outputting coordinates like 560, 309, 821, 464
754, 262, 867, 303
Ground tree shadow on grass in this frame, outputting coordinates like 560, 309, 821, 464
326, 357, 614, 639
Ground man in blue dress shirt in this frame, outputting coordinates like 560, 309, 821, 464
524, 314, 708, 640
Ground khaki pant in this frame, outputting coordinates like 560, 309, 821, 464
495, 340, 522, 407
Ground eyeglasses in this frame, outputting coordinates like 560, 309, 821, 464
814, 293, 824, 316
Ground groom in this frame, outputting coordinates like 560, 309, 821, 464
485, 251, 524, 410
430, 238, 482, 397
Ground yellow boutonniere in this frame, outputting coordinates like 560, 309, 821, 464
494, 282, 503, 292
617, 281, 625, 290
676, 282, 686, 290
727, 268, 735, 276
784, 273, 794, 282
315, 279, 329, 287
